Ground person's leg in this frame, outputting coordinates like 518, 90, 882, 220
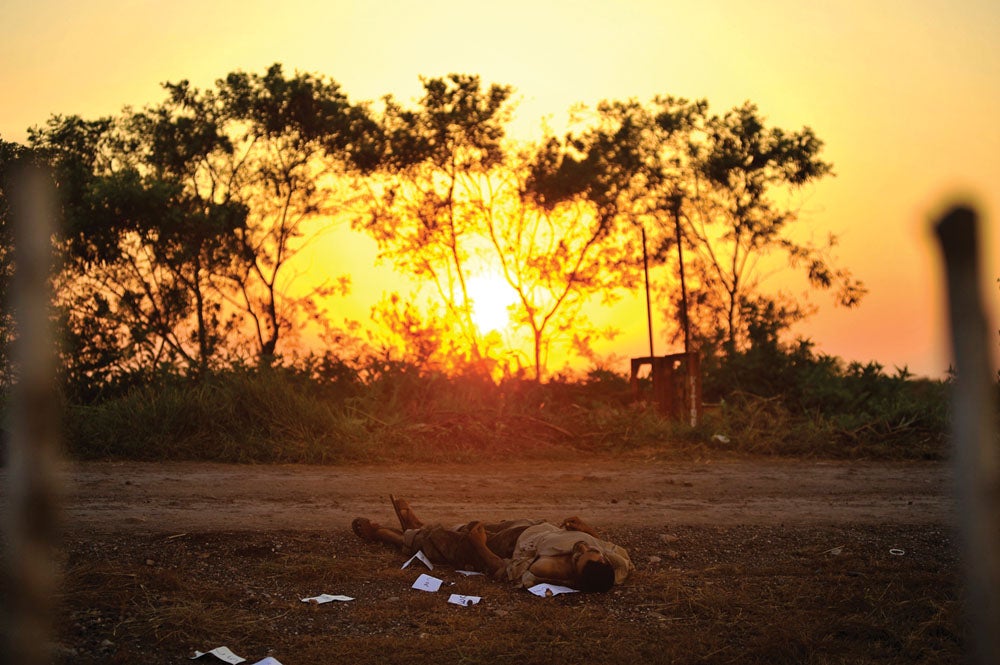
352, 517, 405, 548
404, 523, 507, 575
389, 495, 424, 529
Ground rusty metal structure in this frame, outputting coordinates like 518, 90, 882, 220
632, 223, 702, 425
629, 352, 702, 426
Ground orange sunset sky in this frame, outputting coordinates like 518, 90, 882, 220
2, 0, 997, 378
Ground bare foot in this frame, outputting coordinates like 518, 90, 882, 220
390, 495, 423, 529
351, 517, 382, 541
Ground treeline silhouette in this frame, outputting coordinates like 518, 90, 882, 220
0, 64, 949, 460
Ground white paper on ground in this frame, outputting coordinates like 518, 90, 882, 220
250, 659, 284, 665
300, 594, 354, 604
527, 583, 578, 597
401, 550, 433, 570
190, 646, 246, 663
448, 594, 481, 606
411, 573, 443, 592
455, 570, 484, 576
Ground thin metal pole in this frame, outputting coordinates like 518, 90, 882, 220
673, 203, 697, 425
673, 204, 691, 355
641, 225, 654, 358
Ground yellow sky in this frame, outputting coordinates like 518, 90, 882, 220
2, 0, 998, 377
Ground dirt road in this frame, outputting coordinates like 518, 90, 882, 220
0, 456, 964, 664
55, 457, 954, 534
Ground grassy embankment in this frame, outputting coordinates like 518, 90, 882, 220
61, 355, 952, 464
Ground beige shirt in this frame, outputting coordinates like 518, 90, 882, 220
504, 522, 634, 588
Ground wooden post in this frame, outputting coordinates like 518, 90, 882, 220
935, 206, 999, 665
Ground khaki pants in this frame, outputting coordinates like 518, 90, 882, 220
402, 519, 539, 573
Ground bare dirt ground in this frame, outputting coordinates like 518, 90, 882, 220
3, 456, 965, 664
64, 456, 952, 533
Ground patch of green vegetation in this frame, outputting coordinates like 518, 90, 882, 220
702, 329, 953, 459
60, 342, 958, 463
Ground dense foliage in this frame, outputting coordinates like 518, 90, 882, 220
1, 64, 866, 388
61, 346, 953, 463
0, 63, 971, 462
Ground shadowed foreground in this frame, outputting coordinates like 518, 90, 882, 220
6, 457, 965, 663
59, 524, 959, 664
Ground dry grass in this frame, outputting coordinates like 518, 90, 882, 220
52, 524, 962, 664
63, 366, 954, 465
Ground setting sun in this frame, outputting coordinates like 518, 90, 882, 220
1, 0, 996, 378
467, 274, 519, 333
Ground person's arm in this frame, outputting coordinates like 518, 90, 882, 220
561, 516, 600, 538
524, 554, 577, 588
466, 521, 507, 579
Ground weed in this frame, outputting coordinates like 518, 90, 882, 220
59, 348, 958, 463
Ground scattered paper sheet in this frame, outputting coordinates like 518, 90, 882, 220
402, 550, 433, 570
250, 659, 284, 665
527, 583, 578, 597
448, 594, 481, 606
411, 573, 443, 592
456, 570, 484, 576
301, 594, 354, 604
190, 646, 246, 663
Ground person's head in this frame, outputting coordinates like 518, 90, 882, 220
572, 541, 615, 592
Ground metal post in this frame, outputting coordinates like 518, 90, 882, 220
641, 225, 654, 359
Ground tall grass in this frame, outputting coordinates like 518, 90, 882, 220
702, 335, 955, 459
60, 348, 958, 464
66, 368, 371, 463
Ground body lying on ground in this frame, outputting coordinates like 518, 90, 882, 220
352, 496, 633, 592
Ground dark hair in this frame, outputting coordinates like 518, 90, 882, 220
578, 559, 615, 592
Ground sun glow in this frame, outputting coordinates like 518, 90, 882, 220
467, 274, 519, 333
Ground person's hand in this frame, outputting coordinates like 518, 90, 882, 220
562, 516, 598, 537
467, 521, 488, 546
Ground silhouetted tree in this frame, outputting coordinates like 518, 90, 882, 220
28, 65, 371, 392
485, 135, 644, 380
144, 64, 369, 365
14, 65, 868, 392
536, 97, 865, 358
355, 74, 514, 363
358, 78, 645, 381
28, 114, 248, 390
523, 100, 669, 366
666, 100, 865, 353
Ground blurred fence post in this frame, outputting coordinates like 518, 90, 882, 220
934, 204, 999, 665
1, 165, 62, 665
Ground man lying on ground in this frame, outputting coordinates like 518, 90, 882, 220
351, 496, 633, 592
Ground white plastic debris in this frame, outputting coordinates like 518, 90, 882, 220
527, 583, 578, 597
411, 573, 443, 592
300, 594, 354, 604
402, 550, 434, 570
190, 646, 245, 663
448, 594, 482, 606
